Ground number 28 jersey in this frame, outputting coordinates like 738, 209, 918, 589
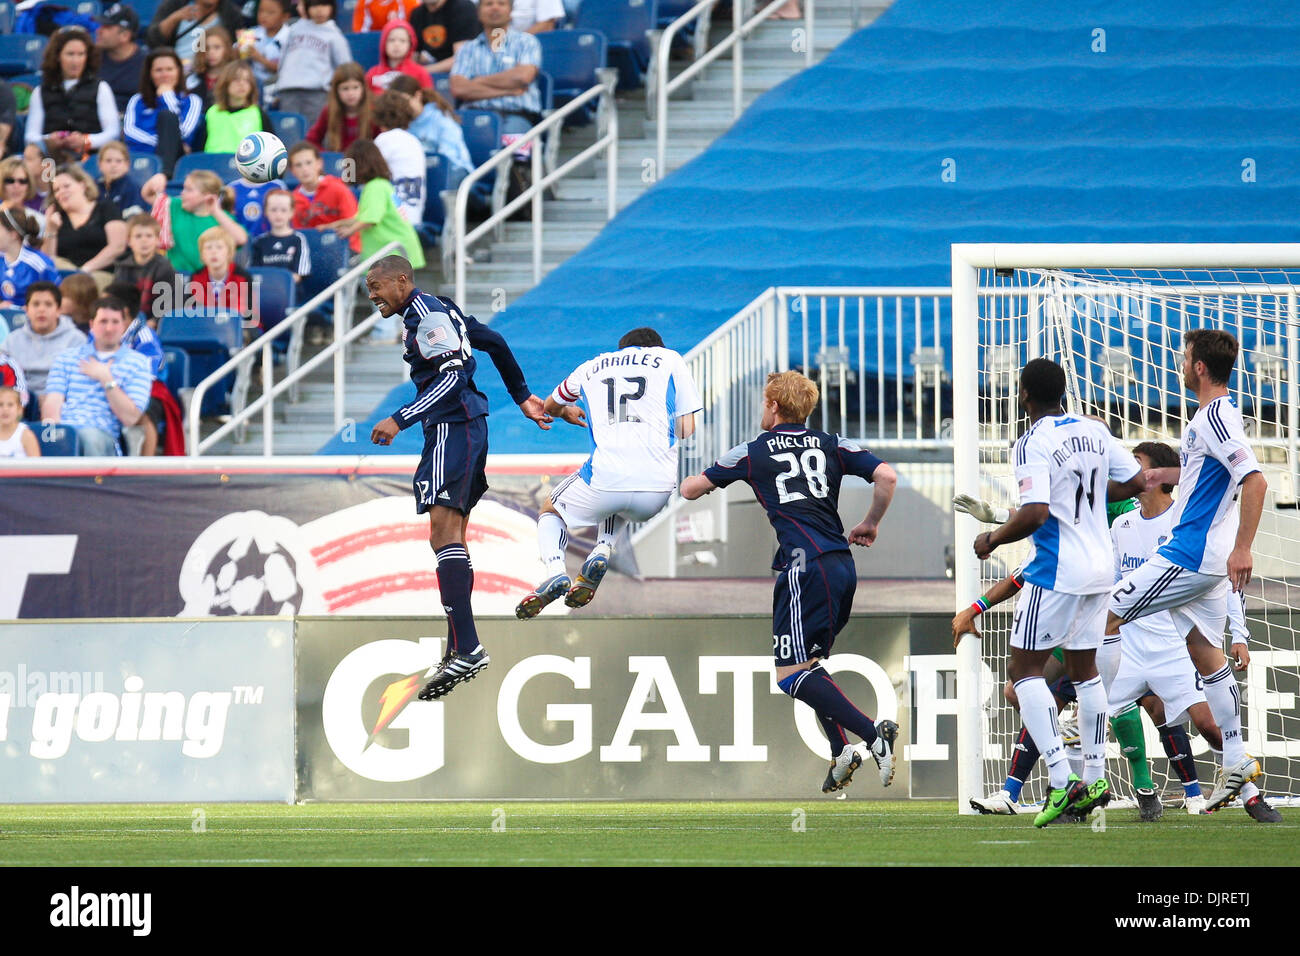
704, 424, 886, 571
1014, 414, 1141, 594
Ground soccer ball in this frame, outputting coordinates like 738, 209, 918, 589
235, 131, 288, 184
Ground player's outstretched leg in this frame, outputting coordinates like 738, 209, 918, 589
566, 515, 620, 608
420, 511, 490, 701
779, 663, 897, 788
1111, 703, 1161, 821
517, 508, 572, 620
1158, 722, 1206, 814
1201, 662, 1262, 812
819, 716, 862, 793
972, 726, 1039, 814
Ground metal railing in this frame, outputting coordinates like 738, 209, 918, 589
187, 241, 403, 455
654, 0, 819, 174
452, 73, 619, 308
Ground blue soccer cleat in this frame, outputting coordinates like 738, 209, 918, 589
516, 573, 572, 620
565, 552, 609, 608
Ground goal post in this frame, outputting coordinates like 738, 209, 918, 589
952, 243, 1300, 814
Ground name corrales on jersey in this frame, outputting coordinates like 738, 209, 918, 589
589, 352, 664, 374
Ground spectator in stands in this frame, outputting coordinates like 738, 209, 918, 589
508, 0, 564, 34
43, 166, 127, 286
224, 172, 286, 241
124, 49, 206, 178
143, 168, 250, 273
104, 280, 165, 378
238, 0, 294, 107
104, 279, 169, 455
188, 226, 254, 322
23, 27, 122, 166
188, 27, 240, 108
766, 0, 803, 20
94, 4, 148, 114
0, 156, 47, 238
0, 386, 40, 457
251, 189, 312, 283
372, 91, 426, 225
42, 296, 154, 457
276, 0, 352, 124
367, 20, 434, 96
94, 142, 147, 219
203, 61, 274, 153
307, 63, 377, 155
410, 0, 479, 74
354, 0, 418, 33
0, 79, 18, 155
114, 214, 179, 324
147, 0, 244, 76
60, 272, 100, 332
0, 208, 58, 307
288, 140, 360, 252
0, 355, 30, 411
330, 138, 425, 269
388, 74, 472, 190
450, 0, 542, 149
0, 281, 86, 398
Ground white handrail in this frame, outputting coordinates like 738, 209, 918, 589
187, 240, 404, 455
453, 74, 619, 308
655, 0, 817, 174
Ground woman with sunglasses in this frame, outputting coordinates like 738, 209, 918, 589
22, 27, 121, 166
0, 207, 58, 308
0, 156, 47, 239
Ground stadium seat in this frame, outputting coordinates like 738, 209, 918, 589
0, 1, 14, 34
0, 306, 23, 330
158, 311, 244, 416
248, 267, 297, 332
0, 313, 8, 347
460, 110, 501, 169
417, 153, 449, 244
535, 70, 554, 113
71, 0, 100, 16
269, 110, 308, 148
336, 0, 357, 28
347, 32, 382, 70
133, 0, 160, 36
299, 228, 350, 307
537, 31, 608, 110
0, 35, 46, 78
322, 151, 346, 180
576, 0, 657, 92
433, 75, 452, 100
656, 0, 693, 25
171, 152, 240, 188
161, 346, 190, 397
38, 424, 80, 457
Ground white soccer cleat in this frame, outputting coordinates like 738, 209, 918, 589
821, 745, 863, 793
1205, 756, 1262, 813
871, 720, 899, 787
1184, 793, 1209, 815
1058, 711, 1081, 748
969, 789, 1018, 815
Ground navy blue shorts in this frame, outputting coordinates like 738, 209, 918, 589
413, 417, 489, 515
771, 551, 856, 667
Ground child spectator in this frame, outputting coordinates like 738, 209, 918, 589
372, 90, 427, 226
187, 27, 239, 108
188, 226, 254, 321
289, 140, 360, 252
60, 272, 100, 332
251, 189, 311, 282
224, 175, 286, 242
124, 49, 205, 178
366, 20, 433, 96
276, 0, 352, 123
113, 214, 179, 325
0, 208, 58, 307
388, 74, 472, 190
354, 0, 418, 34
203, 61, 275, 153
1, 281, 86, 398
143, 168, 250, 274
238, 0, 294, 107
307, 64, 377, 155
0, 385, 39, 457
42, 165, 127, 286
93, 141, 146, 219
330, 138, 425, 268
0, 355, 29, 410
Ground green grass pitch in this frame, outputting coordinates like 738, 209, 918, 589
1, 801, 1297, 866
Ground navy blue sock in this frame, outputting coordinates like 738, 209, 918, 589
818, 714, 849, 759
1158, 722, 1200, 795
779, 664, 878, 748
435, 544, 479, 655
1006, 726, 1039, 800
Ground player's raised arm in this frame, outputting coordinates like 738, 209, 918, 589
953, 493, 1011, 524
953, 566, 1026, 648
684, 441, 749, 499
680, 474, 717, 499
543, 368, 589, 428
461, 313, 552, 428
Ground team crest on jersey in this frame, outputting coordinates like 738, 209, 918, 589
0, 279, 13, 299
243, 201, 262, 223
1187, 427, 1197, 445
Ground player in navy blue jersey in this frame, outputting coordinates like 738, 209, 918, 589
681, 371, 901, 794
366, 255, 551, 701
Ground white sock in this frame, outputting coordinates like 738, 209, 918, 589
1241, 781, 1260, 800
1066, 747, 1084, 779
537, 512, 568, 576
1074, 675, 1108, 786
1014, 677, 1070, 789
1202, 663, 1247, 768
595, 514, 625, 551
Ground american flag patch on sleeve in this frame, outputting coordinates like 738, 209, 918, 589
1227, 447, 1248, 468
1019, 476, 1033, 493
425, 326, 447, 346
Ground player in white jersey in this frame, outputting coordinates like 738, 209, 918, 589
1105, 329, 1276, 819
516, 328, 703, 618
972, 359, 1148, 826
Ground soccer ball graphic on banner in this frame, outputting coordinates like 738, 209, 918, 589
203, 535, 305, 615
236, 131, 288, 184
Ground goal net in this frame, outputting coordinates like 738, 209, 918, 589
952, 245, 1300, 813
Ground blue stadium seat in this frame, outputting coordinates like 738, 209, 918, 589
0, 313, 8, 347
417, 153, 449, 244
71, 0, 100, 16
657, 0, 693, 25
322, 151, 346, 180
0, 35, 46, 77
171, 152, 239, 187
433, 75, 452, 100
460, 110, 501, 169
8, 72, 40, 89
576, 0, 657, 91
347, 32, 382, 70
56, 269, 80, 283
161, 346, 191, 399
299, 228, 351, 309
537, 31, 607, 109
248, 266, 297, 332
0, 306, 23, 330
269, 110, 308, 147
0, 1, 14, 34
157, 311, 244, 415
336, 0, 358, 28
38, 424, 81, 457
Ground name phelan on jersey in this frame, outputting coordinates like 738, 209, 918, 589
590, 352, 664, 374
1050, 434, 1106, 467
766, 433, 819, 452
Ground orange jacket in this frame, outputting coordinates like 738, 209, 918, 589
353, 0, 419, 34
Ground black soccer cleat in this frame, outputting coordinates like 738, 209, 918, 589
1136, 787, 1164, 823
418, 646, 490, 701
1244, 795, 1282, 823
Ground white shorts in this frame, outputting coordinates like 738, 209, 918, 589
549, 475, 670, 530
1011, 583, 1109, 652
1111, 554, 1230, 645
1108, 619, 1207, 725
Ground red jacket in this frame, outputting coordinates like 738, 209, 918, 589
189, 266, 255, 327
292, 175, 361, 253
365, 20, 434, 95
306, 107, 377, 154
